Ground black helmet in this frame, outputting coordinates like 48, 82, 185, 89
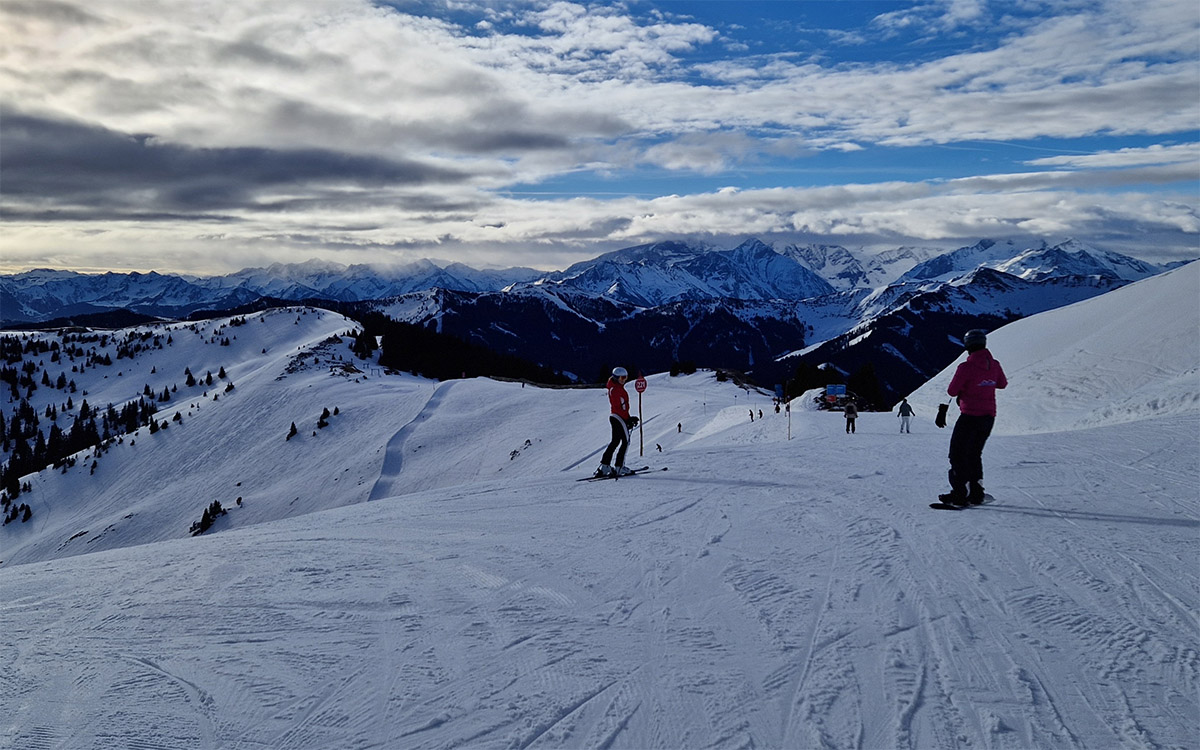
963, 329, 987, 352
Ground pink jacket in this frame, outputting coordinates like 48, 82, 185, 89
607, 377, 630, 420
948, 349, 1007, 417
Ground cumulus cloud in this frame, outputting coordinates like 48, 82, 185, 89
871, 0, 990, 37
0, 0, 1196, 273
4, 162, 1195, 274
6, 0, 1194, 162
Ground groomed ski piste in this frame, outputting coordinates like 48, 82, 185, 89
1, 263, 1197, 749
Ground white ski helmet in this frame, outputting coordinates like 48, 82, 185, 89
612, 367, 628, 378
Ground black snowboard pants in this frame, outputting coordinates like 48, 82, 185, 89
948, 414, 995, 493
601, 415, 630, 468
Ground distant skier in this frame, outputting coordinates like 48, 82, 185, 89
936, 329, 1008, 506
595, 367, 638, 477
844, 400, 858, 433
897, 398, 915, 433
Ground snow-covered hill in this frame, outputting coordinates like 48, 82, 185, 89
910, 260, 1200, 434
0, 265, 1197, 749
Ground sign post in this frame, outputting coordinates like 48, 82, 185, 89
775, 383, 789, 441
634, 374, 647, 456
786, 386, 792, 440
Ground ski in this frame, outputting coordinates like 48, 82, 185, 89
930, 494, 994, 510
577, 466, 662, 482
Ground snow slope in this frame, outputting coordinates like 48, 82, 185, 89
909, 261, 1200, 434
1, 268, 1197, 749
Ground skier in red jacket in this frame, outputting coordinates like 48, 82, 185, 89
936, 329, 1007, 505
595, 367, 638, 477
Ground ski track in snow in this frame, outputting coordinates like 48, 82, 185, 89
1, 268, 1198, 750
369, 380, 457, 501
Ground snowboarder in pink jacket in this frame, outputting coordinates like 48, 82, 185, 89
936, 329, 1007, 505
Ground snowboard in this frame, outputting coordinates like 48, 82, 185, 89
577, 466, 664, 482
930, 493, 994, 510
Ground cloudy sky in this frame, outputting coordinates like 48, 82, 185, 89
1, 0, 1197, 274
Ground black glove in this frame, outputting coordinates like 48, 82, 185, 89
626, 416, 639, 429
935, 403, 948, 429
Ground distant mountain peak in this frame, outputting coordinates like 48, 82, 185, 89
0, 237, 1172, 326
896, 238, 1162, 284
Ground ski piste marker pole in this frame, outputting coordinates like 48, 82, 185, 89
634, 373, 647, 457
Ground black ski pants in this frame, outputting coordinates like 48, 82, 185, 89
601, 415, 629, 468
948, 414, 995, 492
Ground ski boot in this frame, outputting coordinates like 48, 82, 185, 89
615, 465, 635, 477
594, 464, 615, 478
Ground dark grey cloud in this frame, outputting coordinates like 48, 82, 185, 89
0, 110, 475, 216
216, 40, 315, 72
1, 0, 101, 27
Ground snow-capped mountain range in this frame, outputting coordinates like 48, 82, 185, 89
0, 258, 544, 324
360, 239, 1171, 400
0, 263, 1195, 748
0, 237, 1167, 325
1, 238, 1182, 403
898, 237, 1165, 283
535, 239, 839, 306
